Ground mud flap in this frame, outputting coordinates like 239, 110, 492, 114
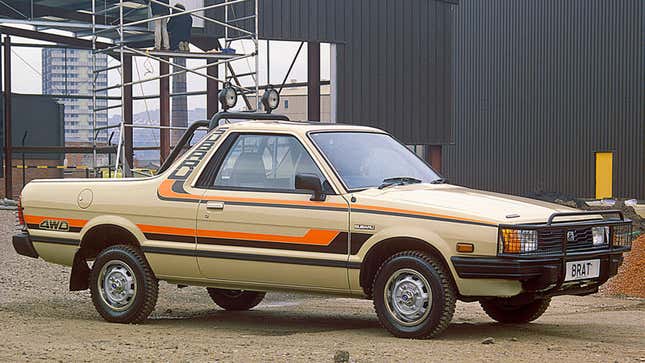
70, 251, 90, 291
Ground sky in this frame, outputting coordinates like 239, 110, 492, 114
9, 35, 331, 116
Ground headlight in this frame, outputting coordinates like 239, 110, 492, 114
592, 226, 609, 246
261, 87, 280, 113
218, 82, 237, 110
500, 229, 538, 253
611, 224, 633, 249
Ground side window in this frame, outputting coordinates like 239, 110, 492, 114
212, 134, 327, 191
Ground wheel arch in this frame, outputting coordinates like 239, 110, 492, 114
359, 236, 456, 297
79, 223, 142, 258
70, 218, 145, 291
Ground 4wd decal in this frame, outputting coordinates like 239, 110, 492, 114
39, 219, 70, 232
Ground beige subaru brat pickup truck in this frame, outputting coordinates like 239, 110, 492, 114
13, 110, 632, 338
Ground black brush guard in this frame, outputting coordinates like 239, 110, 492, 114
452, 210, 633, 298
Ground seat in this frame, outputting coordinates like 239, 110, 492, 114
229, 152, 267, 188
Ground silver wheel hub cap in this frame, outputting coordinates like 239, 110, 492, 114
98, 260, 137, 311
384, 268, 432, 326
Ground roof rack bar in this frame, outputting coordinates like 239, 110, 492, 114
209, 111, 291, 130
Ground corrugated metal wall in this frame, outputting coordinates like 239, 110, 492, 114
206, 0, 455, 145
333, 0, 453, 145
444, 0, 645, 199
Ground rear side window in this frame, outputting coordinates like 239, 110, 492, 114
208, 134, 327, 192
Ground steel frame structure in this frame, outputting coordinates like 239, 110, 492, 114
90, 0, 260, 177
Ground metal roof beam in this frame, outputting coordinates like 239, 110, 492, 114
0, 24, 111, 49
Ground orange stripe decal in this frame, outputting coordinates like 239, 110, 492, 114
138, 223, 340, 246
198, 228, 340, 245
350, 204, 491, 225
158, 179, 348, 209
24, 215, 88, 228
158, 179, 493, 226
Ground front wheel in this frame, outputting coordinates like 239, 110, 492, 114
89, 245, 158, 323
206, 288, 265, 311
372, 251, 456, 339
480, 297, 551, 323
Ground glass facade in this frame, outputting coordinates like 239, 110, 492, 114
42, 49, 109, 144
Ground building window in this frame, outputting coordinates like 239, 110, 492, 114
284, 100, 289, 109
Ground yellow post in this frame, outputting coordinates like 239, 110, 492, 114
595, 152, 613, 199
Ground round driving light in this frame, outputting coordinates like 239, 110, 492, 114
218, 83, 237, 110
261, 87, 280, 113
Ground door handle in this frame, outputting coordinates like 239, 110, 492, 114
206, 201, 225, 210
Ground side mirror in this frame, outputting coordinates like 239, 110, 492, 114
295, 174, 326, 202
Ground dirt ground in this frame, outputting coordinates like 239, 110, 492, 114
1, 210, 644, 362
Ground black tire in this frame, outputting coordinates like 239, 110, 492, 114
207, 288, 265, 311
89, 245, 158, 323
480, 297, 551, 324
372, 251, 456, 339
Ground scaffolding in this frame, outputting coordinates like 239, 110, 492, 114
89, 0, 260, 177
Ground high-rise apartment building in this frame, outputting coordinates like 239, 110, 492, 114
42, 48, 109, 144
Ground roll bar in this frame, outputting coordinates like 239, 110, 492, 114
157, 111, 291, 174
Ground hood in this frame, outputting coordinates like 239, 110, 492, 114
353, 184, 579, 225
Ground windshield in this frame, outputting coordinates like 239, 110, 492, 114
310, 132, 441, 190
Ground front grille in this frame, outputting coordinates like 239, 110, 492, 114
538, 225, 630, 254
536, 229, 565, 255
498, 210, 632, 257
500, 222, 632, 257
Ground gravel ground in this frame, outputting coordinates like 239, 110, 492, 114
604, 235, 645, 298
1, 210, 644, 362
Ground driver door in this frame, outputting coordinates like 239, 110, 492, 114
194, 132, 351, 293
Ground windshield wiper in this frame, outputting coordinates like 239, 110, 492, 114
430, 178, 448, 184
378, 177, 422, 189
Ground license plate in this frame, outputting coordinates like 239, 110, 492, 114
565, 259, 600, 281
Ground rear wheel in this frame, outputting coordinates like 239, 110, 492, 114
206, 288, 265, 311
372, 251, 456, 339
480, 297, 551, 323
89, 245, 158, 323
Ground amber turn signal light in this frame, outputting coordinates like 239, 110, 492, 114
456, 243, 474, 253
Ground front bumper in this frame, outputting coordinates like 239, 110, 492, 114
451, 249, 627, 293
12, 232, 39, 258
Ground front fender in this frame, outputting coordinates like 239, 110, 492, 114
356, 225, 451, 261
